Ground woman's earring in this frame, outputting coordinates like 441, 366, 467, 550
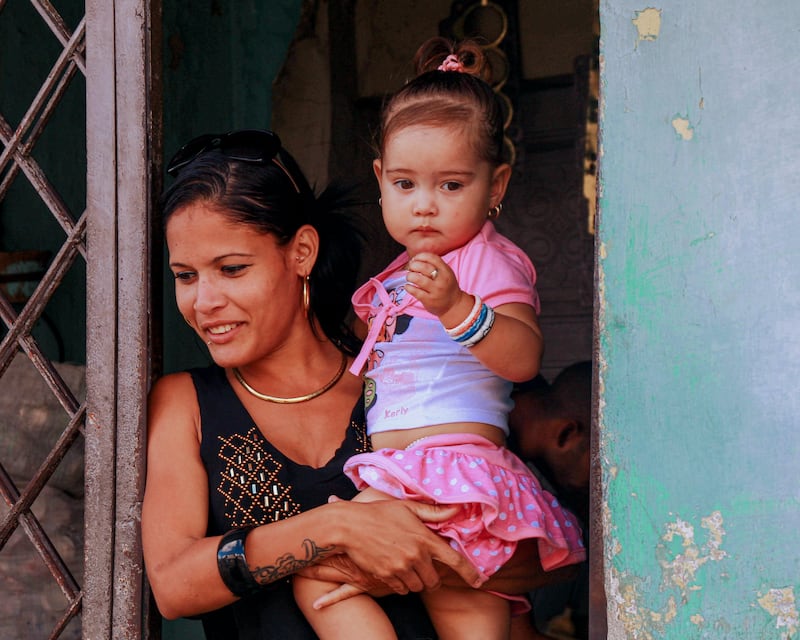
488, 202, 503, 219
302, 275, 311, 318
378, 197, 382, 207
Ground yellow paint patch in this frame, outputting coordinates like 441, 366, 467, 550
757, 587, 798, 639
633, 8, 662, 42
672, 117, 694, 141
690, 613, 705, 626
658, 511, 727, 602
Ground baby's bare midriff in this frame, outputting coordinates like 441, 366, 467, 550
370, 421, 505, 450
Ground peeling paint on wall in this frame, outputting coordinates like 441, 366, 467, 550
605, 510, 727, 637
658, 511, 727, 603
671, 116, 694, 140
633, 8, 662, 43
757, 587, 798, 639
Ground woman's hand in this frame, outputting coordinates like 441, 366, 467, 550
327, 498, 482, 597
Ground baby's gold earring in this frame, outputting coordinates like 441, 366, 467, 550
488, 203, 503, 219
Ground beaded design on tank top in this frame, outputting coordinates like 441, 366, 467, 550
217, 427, 302, 526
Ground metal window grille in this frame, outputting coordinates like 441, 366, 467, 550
0, 1, 160, 638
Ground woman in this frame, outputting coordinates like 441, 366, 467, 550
141, 129, 573, 639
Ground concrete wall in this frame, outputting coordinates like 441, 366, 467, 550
597, 1, 800, 637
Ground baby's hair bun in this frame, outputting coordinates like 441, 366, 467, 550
413, 36, 492, 84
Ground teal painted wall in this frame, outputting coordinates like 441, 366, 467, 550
598, 1, 800, 637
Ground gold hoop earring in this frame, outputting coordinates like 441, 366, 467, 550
488, 202, 503, 219
302, 275, 311, 318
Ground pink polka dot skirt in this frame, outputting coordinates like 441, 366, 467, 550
344, 433, 587, 582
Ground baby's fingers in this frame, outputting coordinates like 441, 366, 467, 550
312, 583, 365, 610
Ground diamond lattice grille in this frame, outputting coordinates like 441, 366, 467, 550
0, 1, 87, 638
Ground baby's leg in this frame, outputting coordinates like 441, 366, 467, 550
351, 485, 396, 503
422, 584, 511, 640
293, 574, 397, 640
353, 488, 512, 637
293, 487, 399, 639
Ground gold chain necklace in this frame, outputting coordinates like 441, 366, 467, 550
233, 352, 347, 404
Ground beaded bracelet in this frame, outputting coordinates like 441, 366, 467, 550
217, 526, 262, 598
445, 293, 496, 348
445, 294, 483, 338
458, 304, 495, 348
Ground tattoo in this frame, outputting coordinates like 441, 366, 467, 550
250, 538, 335, 584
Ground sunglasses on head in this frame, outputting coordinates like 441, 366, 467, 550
165, 129, 302, 194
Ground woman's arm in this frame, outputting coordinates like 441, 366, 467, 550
142, 372, 235, 618
142, 374, 480, 619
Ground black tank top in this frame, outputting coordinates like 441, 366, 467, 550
189, 365, 436, 640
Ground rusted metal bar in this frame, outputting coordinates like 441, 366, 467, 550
0, 115, 86, 257
0, 64, 82, 202
0, 18, 85, 176
111, 0, 159, 634
0, 405, 85, 546
84, 0, 119, 634
0, 296, 84, 421
0, 214, 86, 373
48, 595, 83, 640
0, 462, 81, 600
29, 0, 88, 74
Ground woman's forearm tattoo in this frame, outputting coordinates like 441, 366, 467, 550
250, 538, 335, 584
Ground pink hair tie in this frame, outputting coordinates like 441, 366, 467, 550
438, 54, 464, 72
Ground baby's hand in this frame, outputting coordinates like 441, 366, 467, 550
405, 253, 462, 318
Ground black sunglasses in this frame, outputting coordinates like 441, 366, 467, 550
166, 129, 302, 194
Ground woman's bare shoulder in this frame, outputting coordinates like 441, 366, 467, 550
149, 370, 196, 397
147, 371, 201, 437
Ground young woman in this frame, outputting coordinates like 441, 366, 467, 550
142, 130, 481, 639
142, 129, 564, 639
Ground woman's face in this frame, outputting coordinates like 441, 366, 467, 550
166, 202, 304, 369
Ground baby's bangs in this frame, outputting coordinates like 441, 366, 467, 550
382, 97, 496, 163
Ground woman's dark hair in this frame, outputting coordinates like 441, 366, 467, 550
160, 143, 363, 355
376, 37, 506, 166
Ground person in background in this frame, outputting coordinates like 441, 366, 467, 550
293, 38, 586, 640
508, 361, 594, 639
